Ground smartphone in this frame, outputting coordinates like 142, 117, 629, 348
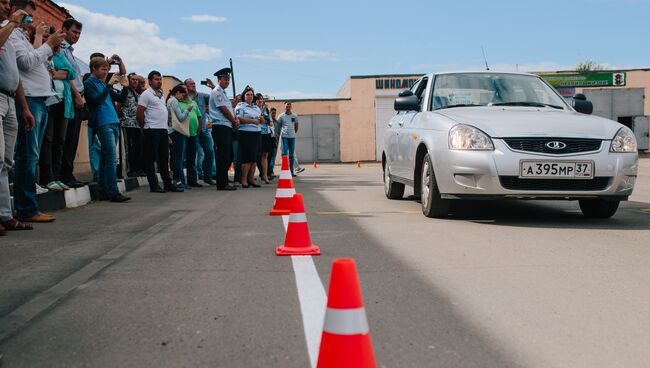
200, 80, 208, 86
109, 63, 120, 73
23, 15, 33, 25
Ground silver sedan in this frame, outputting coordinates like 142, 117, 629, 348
382, 72, 638, 218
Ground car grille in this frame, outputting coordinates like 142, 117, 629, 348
499, 176, 611, 191
504, 138, 602, 154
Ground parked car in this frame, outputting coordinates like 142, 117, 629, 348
382, 71, 638, 218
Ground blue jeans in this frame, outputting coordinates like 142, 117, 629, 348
14, 97, 48, 218
88, 127, 101, 182
170, 131, 187, 184
197, 129, 216, 178
281, 137, 296, 174
96, 123, 120, 198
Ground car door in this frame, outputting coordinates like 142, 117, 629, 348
384, 110, 403, 171
395, 77, 429, 180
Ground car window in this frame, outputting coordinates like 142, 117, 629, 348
409, 77, 428, 111
431, 73, 569, 110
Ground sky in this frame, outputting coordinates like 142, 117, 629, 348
56, 0, 650, 98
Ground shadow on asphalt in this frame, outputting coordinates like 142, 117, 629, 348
300, 178, 523, 367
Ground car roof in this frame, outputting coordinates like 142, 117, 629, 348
426, 71, 540, 78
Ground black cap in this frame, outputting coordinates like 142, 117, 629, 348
214, 67, 232, 78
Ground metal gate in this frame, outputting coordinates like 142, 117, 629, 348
293, 114, 340, 163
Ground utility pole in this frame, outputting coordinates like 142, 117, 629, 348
229, 58, 236, 98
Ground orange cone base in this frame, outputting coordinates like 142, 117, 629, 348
269, 208, 291, 216
276, 244, 321, 256
317, 332, 375, 368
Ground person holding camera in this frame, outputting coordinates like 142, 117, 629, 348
0, 0, 37, 234
9, 0, 65, 223
83, 57, 130, 202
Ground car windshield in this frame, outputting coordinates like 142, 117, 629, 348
432, 73, 569, 111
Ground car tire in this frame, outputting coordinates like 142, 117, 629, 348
421, 153, 450, 218
579, 199, 620, 219
384, 163, 404, 200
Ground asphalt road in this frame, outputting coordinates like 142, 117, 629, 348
1, 159, 649, 367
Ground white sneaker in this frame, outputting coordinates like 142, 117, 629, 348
36, 184, 49, 195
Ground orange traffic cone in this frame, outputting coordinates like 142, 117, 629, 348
269, 156, 295, 216
356, 161, 361, 168
276, 194, 320, 256
313, 161, 318, 168
317, 258, 375, 368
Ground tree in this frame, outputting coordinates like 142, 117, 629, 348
576, 60, 607, 71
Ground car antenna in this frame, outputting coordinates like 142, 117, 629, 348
481, 45, 490, 71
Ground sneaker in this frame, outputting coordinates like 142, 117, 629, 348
55, 181, 70, 191
204, 179, 216, 186
46, 181, 64, 192
36, 184, 49, 195
296, 167, 306, 174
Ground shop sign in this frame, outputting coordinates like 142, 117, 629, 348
539, 72, 626, 88
376, 78, 419, 90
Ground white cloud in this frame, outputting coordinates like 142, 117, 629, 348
59, 3, 221, 71
266, 91, 330, 99
181, 15, 227, 23
242, 49, 337, 62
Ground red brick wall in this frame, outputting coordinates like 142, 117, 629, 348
32, 0, 70, 29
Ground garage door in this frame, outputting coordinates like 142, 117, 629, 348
288, 114, 340, 163
375, 97, 396, 161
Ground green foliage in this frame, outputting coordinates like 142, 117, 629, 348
576, 60, 607, 71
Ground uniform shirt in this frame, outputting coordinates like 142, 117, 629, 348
260, 107, 272, 135
10, 28, 56, 98
60, 41, 84, 94
235, 102, 261, 132
208, 86, 233, 128
0, 27, 19, 93
138, 87, 168, 130
278, 112, 299, 138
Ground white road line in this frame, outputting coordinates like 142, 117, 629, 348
282, 215, 327, 368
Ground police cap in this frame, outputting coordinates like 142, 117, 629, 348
214, 67, 232, 79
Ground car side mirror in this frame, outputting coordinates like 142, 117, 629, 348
395, 95, 420, 111
572, 94, 593, 115
398, 90, 413, 98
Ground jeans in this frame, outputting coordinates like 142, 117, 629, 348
14, 97, 48, 218
186, 135, 198, 185
281, 137, 296, 174
39, 101, 67, 184
212, 125, 232, 188
268, 137, 278, 175
96, 123, 120, 198
144, 129, 172, 190
0, 94, 18, 222
88, 127, 101, 182
197, 129, 216, 178
170, 131, 187, 184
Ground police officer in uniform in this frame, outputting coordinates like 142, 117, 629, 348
209, 68, 240, 190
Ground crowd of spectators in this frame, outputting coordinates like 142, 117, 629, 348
0, 0, 303, 236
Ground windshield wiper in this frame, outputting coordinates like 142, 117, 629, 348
491, 102, 564, 110
437, 104, 483, 110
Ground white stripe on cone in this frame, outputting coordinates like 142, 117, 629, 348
322, 307, 370, 335
276, 188, 296, 198
289, 213, 307, 223
280, 171, 293, 180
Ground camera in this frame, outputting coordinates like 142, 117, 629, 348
110, 60, 121, 65
22, 15, 33, 25
200, 80, 209, 86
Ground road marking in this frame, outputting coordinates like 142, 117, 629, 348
282, 215, 327, 368
315, 211, 362, 215
0, 211, 187, 344
314, 210, 420, 215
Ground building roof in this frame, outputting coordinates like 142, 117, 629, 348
350, 73, 425, 79
267, 98, 351, 103
47, 0, 72, 17
535, 68, 650, 74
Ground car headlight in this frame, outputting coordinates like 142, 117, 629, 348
610, 127, 637, 153
448, 124, 494, 150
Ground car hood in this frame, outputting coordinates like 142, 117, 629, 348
436, 106, 622, 139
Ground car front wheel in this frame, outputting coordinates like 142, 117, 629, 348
384, 163, 404, 200
579, 199, 620, 219
421, 153, 450, 218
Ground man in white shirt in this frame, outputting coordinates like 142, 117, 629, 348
9, 0, 65, 223
136, 70, 181, 193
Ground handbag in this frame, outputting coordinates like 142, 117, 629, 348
169, 102, 191, 137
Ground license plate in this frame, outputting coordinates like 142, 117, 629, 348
520, 161, 594, 179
